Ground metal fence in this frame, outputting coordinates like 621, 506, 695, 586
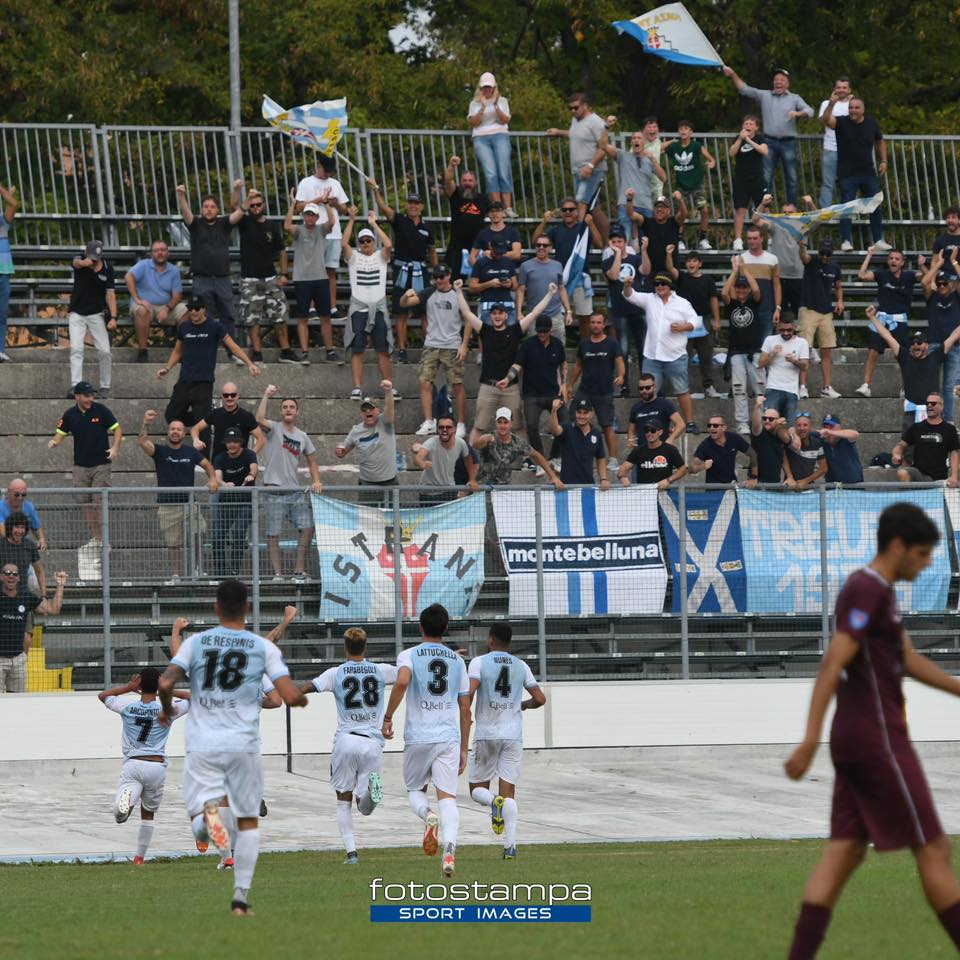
4, 122, 960, 252
15, 482, 960, 692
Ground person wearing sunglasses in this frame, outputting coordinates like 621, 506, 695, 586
189, 381, 263, 461
690, 415, 758, 486
758, 309, 809, 425
0, 566, 66, 693
626, 372, 686, 448
546, 92, 609, 224
616, 418, 686, 490
67, 239, 116, 400
517, 235, 571, 342
0, 512, 45, 598
0, 479, 45, 550
892, 392, 960, 486
919, 248, 960, 420
414, 412, 479, 499
229, 182, 291, 365
749, 395, 792, 484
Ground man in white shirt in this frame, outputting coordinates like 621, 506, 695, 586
819, 77, 852, 208
758, 311, 809, 424
621, 271, 698, 429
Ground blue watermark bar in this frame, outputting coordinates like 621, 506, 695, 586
371, 905, 591, 923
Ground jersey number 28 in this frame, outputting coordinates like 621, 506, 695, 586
343, 675, 379, 708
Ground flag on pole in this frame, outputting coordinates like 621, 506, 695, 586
612, 3, 723, 68
754, 193, 885, 241
563, 183, 602, 294
261, 95, 348, 156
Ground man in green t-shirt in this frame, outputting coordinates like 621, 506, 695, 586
663, 121, 716, 252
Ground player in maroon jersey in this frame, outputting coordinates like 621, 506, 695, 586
784, 502, 960, 959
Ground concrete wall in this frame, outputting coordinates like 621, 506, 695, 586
5, 678, 960, 762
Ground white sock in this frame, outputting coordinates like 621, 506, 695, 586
336, 801, 356, 853
357, 791, 375, 816
136, 822, 155, 858
191, 813, 208, 842
471, 786, 494, 806
438, 797, 459, 848
233, 828, 259, 893
503, 797, 518, 847
219, 806, 238, 854
408, 790, 430, 821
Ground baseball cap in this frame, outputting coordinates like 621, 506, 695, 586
772, 66, 790, 78
734, 275, 750, 288
535, 314, 552, 332
491, 237, 510, 253
479, 72, 496, 87
818, 240, 833, 255
187, 295, 205, 311
406, 193, 423, 204
911, 329, 928, 343
495, 406, 513, 421
432, 263, 452, 278
360, 397, 379, 411
357, 227, 375, 241
73, 380, 95, 395
573, 399, 592, 412
302, 203, 321, 215
654, 195, 670, 207
822, 414, 841, 427
84, 240, 103, 260
223, 427, 244, 443
488, 200, 505, 211
608, 224, 626, 238
937, 269, 957, 282
643, 417, 663, 431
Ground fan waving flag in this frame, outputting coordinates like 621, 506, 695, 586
262, 95, 348, 156
755, 193, 885, 242
612, 3, 723, 68
563, 182, 602, 295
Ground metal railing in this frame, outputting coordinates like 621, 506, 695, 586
3, 122, 960, 252
15, 482, 960, 691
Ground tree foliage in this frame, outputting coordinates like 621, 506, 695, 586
3, 0, 960, 134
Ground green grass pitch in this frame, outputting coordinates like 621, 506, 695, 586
2, 840, 957, 959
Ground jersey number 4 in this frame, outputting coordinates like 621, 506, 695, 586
201, 650, 248, 691
494, 666, 511, 698
343, 675, 379, 708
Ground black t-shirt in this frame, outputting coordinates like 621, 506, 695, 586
577, 336, 622, 395
785, 435, 825, 481
734, 133, 766, 181
873, 268, 916, 315
152, 444, 204, 503
177, 318, 227, 383
187, 216, 233, 276
473, 225, 521, 256
902, 419, 960, 480
694, 432, 750, 484
926, 291, 960, 345
835, 116, 883, 179
752, 429, 787, 483
801, 258, 841, 313
0, 591, 41, 657
213, 448, 258, 500
627, 442, 684, 484
546, 223, 581, 264
898, 347, 944, 405
629, 397, 678, 436
602, 252, 645, 318
203, 406, 259, 459
56, 402, 119, 467
643, 218, 680, 274
558, 423, 606, 485
726, 298, 763, 355
0, 538, 40, 583
471, 256, 517, 303
479, 324, 522, 381
675, 272, 716, 318
390, 213, 434, 262
69, 260, 115, 315
932, 233, 960, 257
237, 216, 285, 278
448, 189, 489, 250
516, 335, 565, 397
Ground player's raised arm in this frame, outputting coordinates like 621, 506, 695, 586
784, 630, 861, 779
158, 662, 187, 723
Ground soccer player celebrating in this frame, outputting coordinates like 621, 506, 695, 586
98, 668, 189, 864
159, 579, 307, 916
382, 603, 470, 878
467, 624, 546, 859
784, 502, 960, 957
298, 626, 398, 865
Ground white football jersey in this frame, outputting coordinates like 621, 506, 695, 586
312, 660, 399, 745
469, 652, 538, 741
396, 641, 468, 744
104, 695, 189, 763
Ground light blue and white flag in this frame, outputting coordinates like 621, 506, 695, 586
612, 4, 724, 68
562, 183, 601, 295
754, 193, 885, 242
492, 487, 667, 616
312, 494, 485, 621
262, 95, 348, 156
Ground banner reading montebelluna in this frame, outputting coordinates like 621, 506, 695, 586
312, 494, 485, 620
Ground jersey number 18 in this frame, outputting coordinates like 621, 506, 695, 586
201, 649, 248, 691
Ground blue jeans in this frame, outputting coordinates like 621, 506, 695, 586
819, 149, 838, 208
0, 274, 9, 351
574, 168, 605, 204
472, 133, 514, 195
617, 203, 652, 242
944, 348, 960, 421
839, 174, 883, 242
762, 138, 799, 206
642, 355, 690, 395
764, 387, 798, 425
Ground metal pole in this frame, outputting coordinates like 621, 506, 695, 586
101, 489, 112, 686
285, 703, 293, 774
678, 484, 689, 680
535, 487, 547, 682
393, 487, 403, 657
228, 0, 242, 178
251, 487, 261, 634
819, 485, 830, 653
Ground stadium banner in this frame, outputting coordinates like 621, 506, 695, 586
311, 494, 484, 621
944, 489, 960, 611
492, 487, 667, 616
612, 4, 724, 68
659, 489, 746, 613
737, 488, 949, 613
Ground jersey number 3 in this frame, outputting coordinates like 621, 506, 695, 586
427, 659, 448, 696
201, 649, 248, 691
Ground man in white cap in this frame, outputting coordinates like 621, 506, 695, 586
67, 240, 117, 399
474, 407, 561, 488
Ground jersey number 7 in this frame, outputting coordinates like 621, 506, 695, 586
133, 717, 154, 742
